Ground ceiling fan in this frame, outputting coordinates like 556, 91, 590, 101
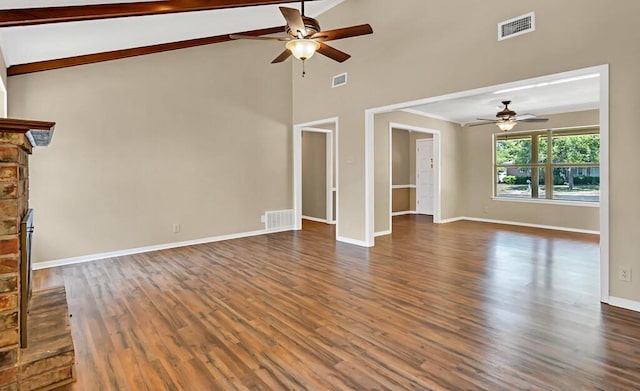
470, 100, 549, 131
229, 0, 373, 67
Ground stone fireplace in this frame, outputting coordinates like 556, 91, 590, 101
0, 118, 75, 390
19, 208, 33, 348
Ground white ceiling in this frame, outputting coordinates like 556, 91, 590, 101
407, 74, 600, 125
0, 0, 344, 66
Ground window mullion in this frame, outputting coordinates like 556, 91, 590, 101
531, 135, 539, 198
546, 132, 552, 199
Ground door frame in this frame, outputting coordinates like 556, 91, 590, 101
388, 122, 441, 235
301, 127, 334, 224
293, 117, 338, 233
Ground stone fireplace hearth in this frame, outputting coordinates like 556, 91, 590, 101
0, 118, 75, 390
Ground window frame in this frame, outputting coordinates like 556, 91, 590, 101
493, 125, 600, 204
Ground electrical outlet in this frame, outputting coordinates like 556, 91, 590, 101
172, 224, 181, 234
260, 215, 266, 223
618, 266, 632, 282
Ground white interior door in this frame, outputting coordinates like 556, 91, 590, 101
416, 139, 434, 215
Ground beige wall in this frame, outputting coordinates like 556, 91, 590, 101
374, 111, 463, 233
9, 41, 293, 262
464, 110, 600, 230
391, 129, 409, 185
302, 131, 327, 220
391, 188, 409, 212
291, 0, 640, 301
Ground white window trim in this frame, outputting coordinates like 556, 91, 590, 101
491, 196, 599, 208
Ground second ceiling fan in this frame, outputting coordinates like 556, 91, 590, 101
229, 0, 373, 65
470, 101, 549, 131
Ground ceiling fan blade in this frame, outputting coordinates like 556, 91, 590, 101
468, 121, 497, 127
520, 118, 549, 123
476, 118, 499, 122
310, 24, 374, 42
271, 49, 292, 64
316, 42, 351, 63
229, 34, 289, 41
516, 114, 539, 121
280, 7, 306, 37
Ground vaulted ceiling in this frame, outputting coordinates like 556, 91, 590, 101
0, 0, 344, 75
0, 1, 602, 124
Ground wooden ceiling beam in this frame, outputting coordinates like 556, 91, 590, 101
0, 0, 311, 28
7, 26, 284, 76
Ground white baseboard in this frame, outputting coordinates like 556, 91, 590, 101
34, 215, 599, 270
337, 236, 372, 247
302, 215, 331, 224
461, 216, 600, 235
437, 217, 464, 224
608, 296, 640, 313
391, 211, 417, 216
386, 214, 594, 235
33, 227, 294, 270
374, 230, 391, 237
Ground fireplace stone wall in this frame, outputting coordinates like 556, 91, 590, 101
0, 118, 72, 391
0, 132, 30, 388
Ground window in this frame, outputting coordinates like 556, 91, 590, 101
495, 127, 600, 203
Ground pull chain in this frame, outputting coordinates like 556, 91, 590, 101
302, 60, 306, 78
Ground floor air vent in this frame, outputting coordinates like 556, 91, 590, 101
498, 12, 535, 41
265, 209, 295, 231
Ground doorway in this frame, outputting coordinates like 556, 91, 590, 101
301, 127, 335, 225
365, 65, 609, 303
383, 123, 441, 236
293, 117, 338, 234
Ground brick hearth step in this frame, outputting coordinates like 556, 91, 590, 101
19, 286, 75, 391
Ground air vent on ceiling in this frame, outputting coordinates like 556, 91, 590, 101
498, 12, 535, 41
332, 73, 348, 88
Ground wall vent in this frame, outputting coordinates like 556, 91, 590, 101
332, 73, 348, 88
498, 12, 535, 41
264, 209, 295, 231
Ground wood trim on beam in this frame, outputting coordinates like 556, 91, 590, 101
0, 0, 314, 28
7, 26, 284, 76
0, 118, 55, 133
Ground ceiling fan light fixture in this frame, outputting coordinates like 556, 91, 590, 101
285, 39, 320, 61
497, 120, 517, 132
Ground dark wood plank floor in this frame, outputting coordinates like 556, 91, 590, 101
34, 215, 640, 390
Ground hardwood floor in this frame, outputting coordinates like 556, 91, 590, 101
33, 215, 640, 390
